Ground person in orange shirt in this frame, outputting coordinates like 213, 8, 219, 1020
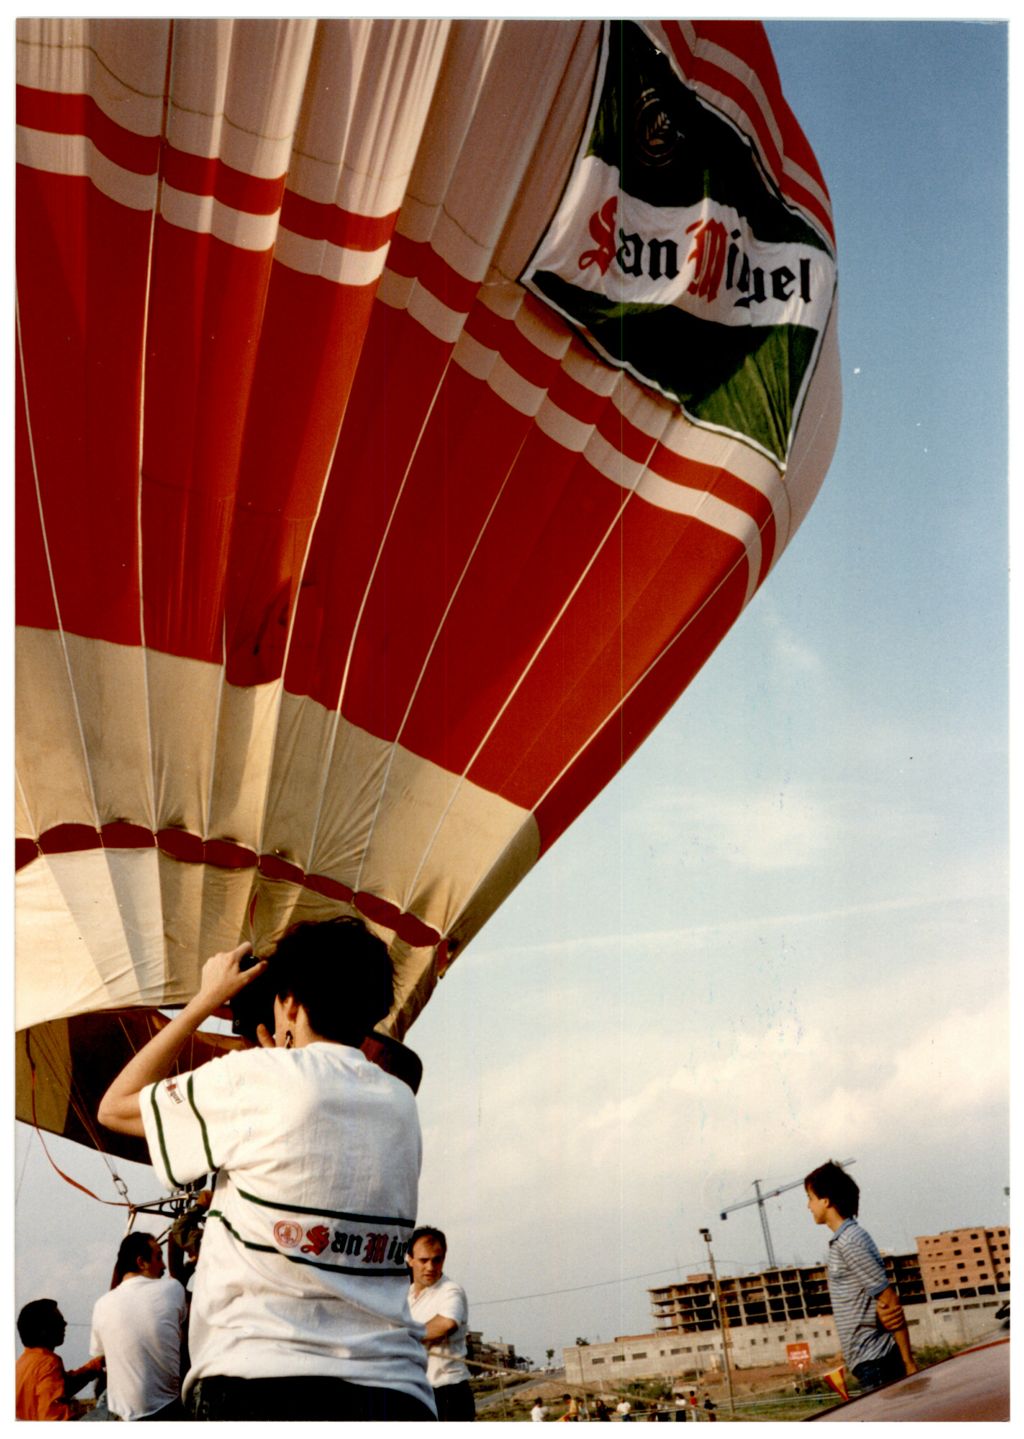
15, 1299, 103, 1421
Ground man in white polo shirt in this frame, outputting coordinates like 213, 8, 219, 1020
89, 1232, 187, 1421
407, 1226, 475, 1421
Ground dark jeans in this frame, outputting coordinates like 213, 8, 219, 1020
853, 1345, 906, 1393
187, 1375, 436, 1421
139, 1398, 187, 1421
434, 1380, 476, 1422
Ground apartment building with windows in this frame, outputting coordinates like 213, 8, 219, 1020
648, 1253, 924, 1335
916, 1226, 1010, 1300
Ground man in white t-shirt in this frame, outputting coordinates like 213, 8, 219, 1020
407, 1226, 475, 1421
89, 1232, 187, 1421
98, 917, 435, 1421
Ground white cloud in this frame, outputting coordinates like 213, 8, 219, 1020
630, 784, 836, 872
758, 597, 824, 675
418, 972, 1008, 1245
413, 958, 1009, 1352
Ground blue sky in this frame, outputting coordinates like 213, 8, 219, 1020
13, 17, 1010, 1373
411, 16, 1010, 1360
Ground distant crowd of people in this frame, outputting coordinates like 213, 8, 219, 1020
530, 1389, 718, 1422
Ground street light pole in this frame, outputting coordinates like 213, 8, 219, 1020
700, 1227, 736, 1419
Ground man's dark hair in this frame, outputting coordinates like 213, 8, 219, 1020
265, 916, 394, 1045
804, 1160, 860, 1219
113, 1232, 159, 1285
409, 1225, 447, 1256
17, 1298, 62, 1348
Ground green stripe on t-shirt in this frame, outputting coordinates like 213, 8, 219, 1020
149, 1085, 182, 1190
235, 1186, 413, 1228
186, 1072, 215, 1171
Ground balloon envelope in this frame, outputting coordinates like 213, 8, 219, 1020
15, 18, 840, 1152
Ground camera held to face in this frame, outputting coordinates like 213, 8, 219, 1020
229, 953, 277, 1043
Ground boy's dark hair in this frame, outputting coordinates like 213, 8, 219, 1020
804, 1160, 860, 1219
409, 1225, 447, 1256
113, 1232, 158, 1285
267, 916, 394, 1046
17, 1298, 61, 1348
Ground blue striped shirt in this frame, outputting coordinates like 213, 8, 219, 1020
826, 1219, 897, 1370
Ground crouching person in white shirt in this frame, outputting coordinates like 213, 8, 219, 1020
97, 916, 435, 1422
407, 1227, 476, 1421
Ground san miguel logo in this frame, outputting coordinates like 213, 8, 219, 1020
273, 1217, 410, 1271
521, 21, 837, 466
579, 195, 815, 312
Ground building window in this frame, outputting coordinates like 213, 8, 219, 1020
611, 1356, 625, 1364
591, 1358, 605, 1366
633, 1353, 647, 1360
697, 1345, 714, 1353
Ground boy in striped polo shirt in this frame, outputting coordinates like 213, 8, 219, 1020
805, 1161, 917, 1393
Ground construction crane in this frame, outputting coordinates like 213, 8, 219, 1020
719, 1159, 855, 1270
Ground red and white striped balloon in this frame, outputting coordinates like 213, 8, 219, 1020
16, 18, 840, 1150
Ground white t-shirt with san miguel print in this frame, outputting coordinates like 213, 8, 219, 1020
141, 1043, 432, 1410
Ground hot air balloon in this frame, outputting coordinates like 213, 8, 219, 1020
15, 18, 840, 1170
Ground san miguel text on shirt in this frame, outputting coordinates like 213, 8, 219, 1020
276, 1219, 411, 1269
207, 1198, 415, 1277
